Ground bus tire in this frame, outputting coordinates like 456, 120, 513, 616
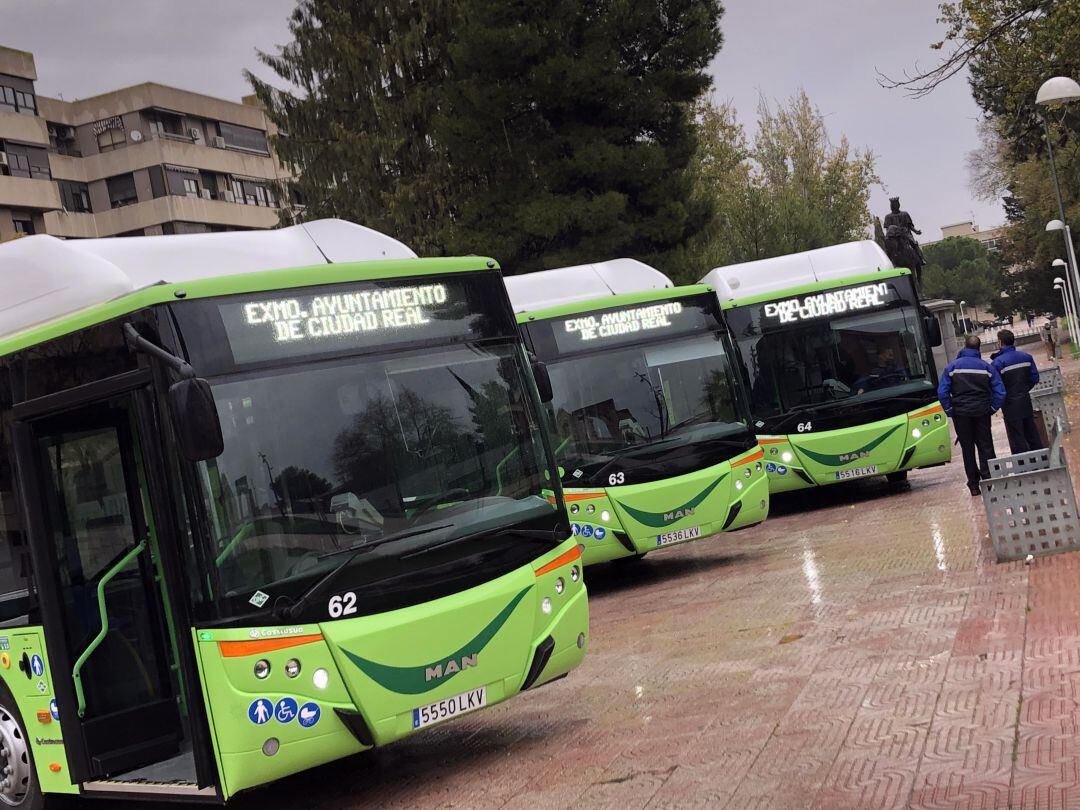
886, 471, 909, 484
0, 679, 42, 809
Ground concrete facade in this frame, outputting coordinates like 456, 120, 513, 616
0, 45, 292, 242
925, 220, 1005, 253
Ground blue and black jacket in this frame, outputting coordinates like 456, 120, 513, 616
938, 347, 1006, 418
989, 344, 1039, 419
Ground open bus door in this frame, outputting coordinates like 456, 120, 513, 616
12, 388, 192, 783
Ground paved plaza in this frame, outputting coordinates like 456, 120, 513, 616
188, 362, 1080, 810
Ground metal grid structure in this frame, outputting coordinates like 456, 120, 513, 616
1032, 365, 1064, 396
983, 420, 1080, 562
1033, 387, 1071, 435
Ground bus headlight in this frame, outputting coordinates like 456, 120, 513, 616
313, 668, 330, 690
912, 428, 921, 438
922, 419, 930, 427
585, 504, 595, 514
285, 659, 301, 678
554, 577, 565, 594
254, 659, 270, 679
601, 510, 610, 522
541, 597, 552, 614
570, 504, 579, 514
743, 468, 752, 478
570, 565, 580, 582
781, 452, 793, 463
735, 480, 743, 490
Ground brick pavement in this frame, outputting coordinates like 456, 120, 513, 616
215, 359, 1080, 810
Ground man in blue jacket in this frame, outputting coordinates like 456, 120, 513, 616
938, 335, 1006, 495
990, 329, 1045, 454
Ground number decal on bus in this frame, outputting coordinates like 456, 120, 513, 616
608, 472, 625, 486
797, 421, 813, 433
328, 592, 357, 618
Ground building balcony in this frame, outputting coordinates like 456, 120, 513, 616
0, 174, 60, 211
90, 194, 279, 237
0, 111, 49, 147
54, 137, 283, 184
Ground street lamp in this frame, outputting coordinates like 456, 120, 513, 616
959, 299, 967, 333
1055, 279, 1070, 360
1036, 77, 1080, 337
1052, 258, 1077, 337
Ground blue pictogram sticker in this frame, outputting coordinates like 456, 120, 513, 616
30, 655, 43, 677
248, 698, 272, 725
776, 466, 788, 475
298, 702, 321, 728
765, 462, 777, 473
49, 698, 58, 721
570, 523, 580, 536
274, 696, 298, 723
594, 526, 606, 540
581, 524, 594, 538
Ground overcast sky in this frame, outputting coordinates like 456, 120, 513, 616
7, 0, 1002, 242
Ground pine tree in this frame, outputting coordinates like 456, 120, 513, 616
436, 0, 724, 274
246, 0, 458, 254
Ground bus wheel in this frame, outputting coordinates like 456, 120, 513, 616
0, 681, 40, 809
886, 471, 909, 484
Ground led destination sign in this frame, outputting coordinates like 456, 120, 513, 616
241, 284, 448, 343
211, 275, 505, 366
763, 282, 899, 325
548, 297, 715, 355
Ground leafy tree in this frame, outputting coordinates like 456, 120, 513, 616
921, 237, 1005, 313
682, 91, 879, 282
246, 0, 458, 255
433, 0, 724, 273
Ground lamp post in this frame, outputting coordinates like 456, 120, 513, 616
1053, 258, 1078, 340
1036, 77, 1080, 338
1055, 278, 1070, 361
959, 299, 967, 334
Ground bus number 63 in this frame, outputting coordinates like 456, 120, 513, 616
328, 592, 358, 618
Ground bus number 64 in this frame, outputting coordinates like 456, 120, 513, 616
797, 421, 812, 433
328, 592, 358, 618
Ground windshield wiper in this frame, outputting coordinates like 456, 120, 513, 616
400, 525, 564, 561
272, 522, 451, 621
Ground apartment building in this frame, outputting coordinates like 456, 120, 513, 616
923, 220, 1005, 252
0, 45, 293, 242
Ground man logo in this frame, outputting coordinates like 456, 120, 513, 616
425, 654, 478, 682
663, 507, 695, 523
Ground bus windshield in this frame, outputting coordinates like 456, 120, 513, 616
726, 276, 935, 432
523, 294, 755, 488
173, 273, 562, 621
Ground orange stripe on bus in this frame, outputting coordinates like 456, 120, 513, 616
909, 404, 944, 419
218, 634, 324, 658
563, 492, 606, 501
757, 437, 787, 444
534, 545, 582, 577
732, 448, 764, 467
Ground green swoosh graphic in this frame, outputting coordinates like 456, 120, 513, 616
341, 586, 531, 694
796, 424, 903, 467
615, 474, 728, 528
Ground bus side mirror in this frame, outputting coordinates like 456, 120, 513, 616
168, 378, 224, 461
921, 308, 942, 347
531, 359, 554, 403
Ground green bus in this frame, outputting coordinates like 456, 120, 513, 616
0, 220, 586, 806
701, 241, 950, 493
506, 260, 768, 566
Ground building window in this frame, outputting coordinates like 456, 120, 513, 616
0, 86, 35, 116
11, 213, 34, 235
217, 122, 269, 154
58, 180, 91, 213
227, 176, 276, 207
183, 177, 200, 198
96, 128, 126, 153
148, 112, 186, 139
1, 143, 50, 180
106, 173, 138, 208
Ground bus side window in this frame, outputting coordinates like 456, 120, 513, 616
0, 370, 32, 627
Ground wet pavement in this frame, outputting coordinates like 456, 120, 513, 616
139, 360, 1080, 809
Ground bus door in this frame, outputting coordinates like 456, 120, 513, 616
14, 394, 182, 781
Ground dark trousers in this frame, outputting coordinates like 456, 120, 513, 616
1004, 416, 1045, 454
952, 414, 996, 487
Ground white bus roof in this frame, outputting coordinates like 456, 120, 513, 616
504, 258, 672, 313
699, 240, 894, 302
0, 219, 417, 341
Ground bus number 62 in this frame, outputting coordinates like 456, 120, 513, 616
328, 592, 358, 618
